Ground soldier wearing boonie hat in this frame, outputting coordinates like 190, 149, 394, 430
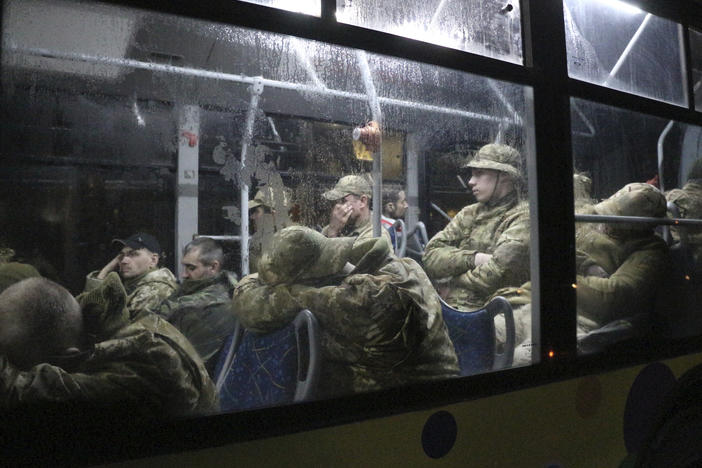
573, 182, 668, 342
423, 143, 530, 312
321, 174, 392, 249
84, 232, 177, 315
233, 225, 459, 398
248, 185, 296, 274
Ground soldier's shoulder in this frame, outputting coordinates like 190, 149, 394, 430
143, 268, 178, 287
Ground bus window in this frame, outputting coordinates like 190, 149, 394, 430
690, 28, 702, 112
564, 0, 686, 106
570, 98, 702, 352
335, 0, 523, 64
1, 0, 536, 415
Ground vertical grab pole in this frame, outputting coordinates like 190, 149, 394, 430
176, 105, 200, 279
356, 50, 383, 237
239, 78, 264, 277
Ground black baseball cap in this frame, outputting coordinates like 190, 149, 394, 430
112, 233, 161, 254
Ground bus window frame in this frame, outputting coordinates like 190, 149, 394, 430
4, 0, 702, 464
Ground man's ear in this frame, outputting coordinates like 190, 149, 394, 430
360, 195, 370, 208
385, 202, 395, 214
210, 259, 221, 273
150, 253, 159, 267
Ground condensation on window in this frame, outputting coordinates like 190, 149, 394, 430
336, 0, 523, 64
2, 0, 536, 411
564, 0, 686, 106
689, 28, 702, 112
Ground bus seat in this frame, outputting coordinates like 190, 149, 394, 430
213, 319, 244, 392
216, 309, 321, 412
386, 219, 407, 257
439, 296, 515, 376
405, 221, 429, 260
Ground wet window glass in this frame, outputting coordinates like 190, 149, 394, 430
690, 28, 702, 112
564, 0, 686, 106
571, 98, 702, 355
336, 0, 523, 64
1, 0, 534, 415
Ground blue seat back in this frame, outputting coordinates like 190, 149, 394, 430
215, 309, 321, 412
440, 296, 515, 376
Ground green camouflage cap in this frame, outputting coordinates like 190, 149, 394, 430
463, 143, 523, 179
258, 226, 355, 285
249, 186, 292, 210
595, 182, 666, 218
322, 175, 372, 201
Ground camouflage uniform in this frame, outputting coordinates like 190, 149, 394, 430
321, 174, 393, 249
667, 179, 702, 263
85, 267, 177, 314
423, 144, 530, 310
0, 273, 217, 416
155, 271, 238, 374
576, 183, 669, 334
249, 186, 296, 274
0, 262, 40, 293
233, 226, 459, 398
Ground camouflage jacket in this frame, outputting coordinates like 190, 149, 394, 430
667, 180, 702, 262
86, 267, 177, 314
423, 191, 530, 310
233, 238, 459, 398
575, 229, 668, 333
322, 215, 393, 250
0, 273, 218, 416
156, 271, 238, 373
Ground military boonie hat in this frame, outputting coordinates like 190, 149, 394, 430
258, 226, 355, 284
322, 175, 372, 201
594, 182, 666, 219
249, 186, 292, 211
463, 143, 523, 179
113, 232, 161, 254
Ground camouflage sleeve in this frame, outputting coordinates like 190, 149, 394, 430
232, 274, 302, 333
128, 281, 177, 313
84, 271, 104, 292
290, 276, 405, 344
422, 207, 477, 279
577, 247, 666, 326
452, 208, 530, 299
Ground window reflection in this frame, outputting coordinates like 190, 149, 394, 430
564, 0, 686, 105
1, 0, 534, 415
571, 99, 702, 352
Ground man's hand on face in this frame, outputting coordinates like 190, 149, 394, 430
474, 252, 493, 266
97, 254, 121, 280
327, 201, 353, 237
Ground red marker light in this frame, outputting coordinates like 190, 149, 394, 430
548, 350, 555, 358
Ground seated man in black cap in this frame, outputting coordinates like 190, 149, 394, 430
0, 276, 217, 415
85, 233, 177, 314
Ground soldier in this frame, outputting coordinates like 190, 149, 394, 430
85, 232, 177, 314
0, 275, 217, 415
422, 143, 530, 310
321, 174, 392, 247
232, 226, 459, 398
155, 237, 238, 375
504, 182, 670, 361
249, 185, 296, 273
667, 158, 702, 264
381, 185, 409, 230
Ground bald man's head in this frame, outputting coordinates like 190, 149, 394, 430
0, 277, 83, 370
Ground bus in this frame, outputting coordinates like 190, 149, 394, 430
2, 0, 702, 466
